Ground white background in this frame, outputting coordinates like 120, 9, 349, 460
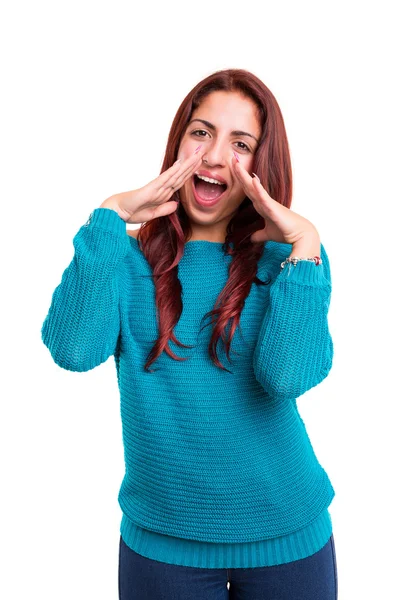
1, 1, 398, 598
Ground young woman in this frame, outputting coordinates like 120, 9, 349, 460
42, 68, 338, 599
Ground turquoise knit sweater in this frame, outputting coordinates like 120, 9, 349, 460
41, 207, 335, 569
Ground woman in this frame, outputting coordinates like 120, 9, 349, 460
41, 68, 338, 599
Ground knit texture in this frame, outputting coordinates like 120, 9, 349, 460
41, 207, 335, 568
119, 510, 333, 569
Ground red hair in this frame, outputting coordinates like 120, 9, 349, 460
136, 68, 293, 373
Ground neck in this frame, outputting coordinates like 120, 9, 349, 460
186, 228, 227, 244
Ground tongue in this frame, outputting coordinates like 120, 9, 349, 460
196, 179, 225, 200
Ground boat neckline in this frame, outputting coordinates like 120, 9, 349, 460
127, 235, 226, 246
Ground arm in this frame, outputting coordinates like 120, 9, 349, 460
252, 242, 334, 401
41, 208, 130, 372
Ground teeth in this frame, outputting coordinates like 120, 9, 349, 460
195, 173, 225, 186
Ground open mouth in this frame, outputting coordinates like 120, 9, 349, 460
192, 174, 228, 206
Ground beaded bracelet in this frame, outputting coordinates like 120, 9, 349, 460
280, 256, 322, 272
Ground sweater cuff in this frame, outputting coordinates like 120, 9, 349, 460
278, 259, 329, 286
85, 207, 127, 238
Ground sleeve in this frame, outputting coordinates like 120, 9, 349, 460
252, 242, 334, 401
41, 208, 130, 372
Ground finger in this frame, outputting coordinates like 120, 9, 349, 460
233, 159, 265, 196
142, 159, 184, 195
154, 167, 200, 204
154, 153, 202, 192
235, 170, 258, 201
231, 155, 243, 186
156, 155, 203, 201
234, 165, 273, 211
165, 158, 202, 192
232, 158, 256, 191
150, 198, 180, 219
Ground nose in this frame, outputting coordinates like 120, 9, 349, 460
201, 138, 229, 167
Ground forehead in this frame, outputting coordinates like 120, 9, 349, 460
191, 91, 261, 135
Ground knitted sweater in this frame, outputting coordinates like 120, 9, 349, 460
41, 207, 335, 569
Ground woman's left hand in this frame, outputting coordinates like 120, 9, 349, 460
232, 155, 320, 251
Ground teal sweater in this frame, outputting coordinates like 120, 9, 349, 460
41, 207, 335, 569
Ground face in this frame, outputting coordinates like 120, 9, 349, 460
177, 91, 262, 242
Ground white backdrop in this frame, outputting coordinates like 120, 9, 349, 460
1, 1, 398, 598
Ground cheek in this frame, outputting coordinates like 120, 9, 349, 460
242, 156, 254, 172
178, 138, 197, 161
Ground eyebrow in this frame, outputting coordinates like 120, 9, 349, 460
187, 118, 260, 144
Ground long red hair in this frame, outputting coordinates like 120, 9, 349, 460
136, 68, 293, 373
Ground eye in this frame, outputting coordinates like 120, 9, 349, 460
191, 129, 210, 138
190, 130, 251, 152
235, 141, 251, 152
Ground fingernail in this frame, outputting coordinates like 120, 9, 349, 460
252, 172, 260, 182
194, 145, 202, 154
174, 158, 181, 165
233, 151, 240, 162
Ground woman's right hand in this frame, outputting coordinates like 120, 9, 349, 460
100, 149, 204, 224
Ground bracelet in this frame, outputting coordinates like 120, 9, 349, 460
280, 256, 322, 272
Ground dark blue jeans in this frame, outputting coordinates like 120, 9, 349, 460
118, 534, 338, 599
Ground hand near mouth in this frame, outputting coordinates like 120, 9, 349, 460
231, 155, 320, 252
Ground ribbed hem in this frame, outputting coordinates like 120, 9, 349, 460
85, 207, 127, 238
120, 508, 333, 569
278, 259, 329, 286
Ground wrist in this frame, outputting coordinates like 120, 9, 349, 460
99, 197, 128, 223
100, 196, 120, 211
289, 233, 321, 259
